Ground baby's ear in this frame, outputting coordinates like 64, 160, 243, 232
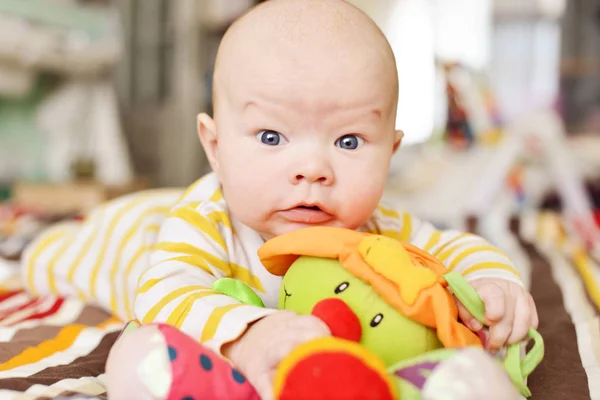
197, 113, 220, 173
393, 130, 404, 153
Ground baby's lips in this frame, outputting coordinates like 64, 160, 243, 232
311, 298, 362, 342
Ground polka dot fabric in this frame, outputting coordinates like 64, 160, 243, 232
156, 324, 259, 400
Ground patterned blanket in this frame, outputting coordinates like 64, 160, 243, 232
0, 273, 122, 399
0, 213, 597, 399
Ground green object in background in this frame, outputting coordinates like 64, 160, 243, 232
0, 186, 11, 202
0, 0, 111, 41
0, 76, 50, 183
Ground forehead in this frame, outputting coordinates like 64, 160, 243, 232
216, 28, 397, 115
228, 48, 395, 116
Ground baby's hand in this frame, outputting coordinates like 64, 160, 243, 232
223, 311, 331, 400
456, 278, 539, 352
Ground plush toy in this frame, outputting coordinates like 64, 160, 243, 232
105, 227, 544, 400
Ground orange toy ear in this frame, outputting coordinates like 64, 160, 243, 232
273, 337, 397, 400
258, 227, 368, 276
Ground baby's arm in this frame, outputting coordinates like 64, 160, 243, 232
372, 205, 538, 349
134, 203, 329, 399
134, 203, 276, 350
372, 205, 521, 283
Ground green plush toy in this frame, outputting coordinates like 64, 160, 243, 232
215, 227, 544, 399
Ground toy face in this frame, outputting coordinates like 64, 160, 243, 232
279, 256, 442, 366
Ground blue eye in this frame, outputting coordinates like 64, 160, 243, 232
257, 130, 287, 146
336, 134, 364, 150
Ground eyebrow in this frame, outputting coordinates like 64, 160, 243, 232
244, 99, 382, 117
242, 98, 385, 133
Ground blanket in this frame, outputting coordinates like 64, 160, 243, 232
0, 213, 597, 399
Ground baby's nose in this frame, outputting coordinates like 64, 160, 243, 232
293, 173, 332, 185
290, 158, 334, 186
311, 298, 362, 342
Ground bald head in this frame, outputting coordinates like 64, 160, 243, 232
212, 0, 399, 118
196, 1, 404, 239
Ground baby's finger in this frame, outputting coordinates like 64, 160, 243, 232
290, 315, 331, 338
267, 316, 329, 364
528, 295, 539, 329
266, 337, 304, 367
487, 296, 514, 351
477, 282, 506, 324
456, 298, 482, 331
251, 371, 275, 400
507, 294, 531, 344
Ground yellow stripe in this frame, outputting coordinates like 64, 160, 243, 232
171, 206, 228, 251
377, 205, 399, 219
0, 324, 86, 371
167, 290, 220, 328
137, 278, 163, 294
67, 210, 105, 285
436, 244, 462, 262
180, 202, 232, 233
168, 255, 216, 275
141, 285, 206, 324
379, 213, 412, 243
556, 224, 568, 248
109, 206, 168, 313
399, 212, 412, 242
89, 196, 160, 299
46, 233, 75, 295
155, 242, 265, 292
380, 230, 401, 241
77, 289, 88, 302
131, 254, 218, 314
424, 231, 442, 252
123, 245, 152, 319
572, 248, 600, 310
447, 246, 508, 272
26, 227, 69, 296
461, 262, 521, 279
207, 210, 232, 230
210, 188, 223, 202
433, 233, 474, 258
139, 255, 216, 296
185, 202, 202, 209
146, 225, 161, 233
201, 303, 246, 342
98, 316, 124, 328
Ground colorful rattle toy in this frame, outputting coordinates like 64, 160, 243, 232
105, 227, 544, 399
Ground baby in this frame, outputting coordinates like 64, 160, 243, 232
22, 1, 538, 399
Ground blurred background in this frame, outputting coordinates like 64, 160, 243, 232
1, 0, 600, 254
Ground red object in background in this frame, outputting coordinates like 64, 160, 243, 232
311, 298, 362, 342
594, 210, 600, 228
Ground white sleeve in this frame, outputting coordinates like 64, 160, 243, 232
134, 203, 276, 353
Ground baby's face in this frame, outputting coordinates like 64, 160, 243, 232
199, 0, 401, 240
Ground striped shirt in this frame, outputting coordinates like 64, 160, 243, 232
22, 172, 521, 355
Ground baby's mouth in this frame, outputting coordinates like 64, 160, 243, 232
280, 204, 334, 224
296, 205, 322, 211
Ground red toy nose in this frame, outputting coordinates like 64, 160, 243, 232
311, 298, 362, 342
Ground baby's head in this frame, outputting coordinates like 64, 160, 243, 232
198, 0, 402, 240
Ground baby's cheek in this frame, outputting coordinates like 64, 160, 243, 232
336, 181, 383, 227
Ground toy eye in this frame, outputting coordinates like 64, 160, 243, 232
370, 313, 384, 327
334, 282, 349, 294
